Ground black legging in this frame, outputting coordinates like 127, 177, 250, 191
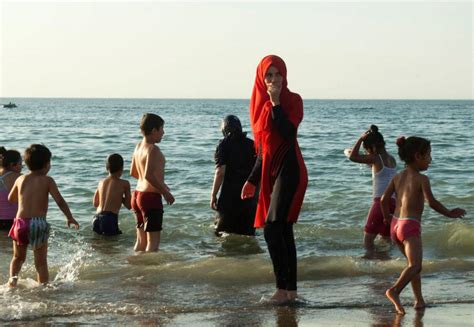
264, 220, 297, 290
264, 147, 299, 291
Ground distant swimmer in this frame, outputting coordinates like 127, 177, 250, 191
242, 55, 308, 304
381, 136, 466, 314
210, 115, 257, 236
92, 154, 131, 236
344, 125, 397, 258
130, 113, 174, 252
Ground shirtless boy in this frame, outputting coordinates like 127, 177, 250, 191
8, 144, 79, 287
92, 153, 131, 236
130, 113, 174, 252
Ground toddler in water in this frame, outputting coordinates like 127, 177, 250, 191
344, 125, 397, 258
381, 136, 466, 314
7, 144, 79, 287
0, 147, 22, 230
92, 154, 131, 236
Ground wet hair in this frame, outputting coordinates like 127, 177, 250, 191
0, 147, 21, 169
363, 125, 385, 150
140, 113, 164, 136
396, 136, 431, 164
221, 115, 243, 137
24, 144, 52, 171
106, 153, 124, 174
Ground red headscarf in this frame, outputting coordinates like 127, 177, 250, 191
249, 55, 308, 227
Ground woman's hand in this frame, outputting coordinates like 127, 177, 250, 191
267, 84, 281, 106
241, 181, 256, 199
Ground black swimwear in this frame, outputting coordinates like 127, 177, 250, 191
0, 219, 13, 231
214, 132, 257, 236
92, 211, 122, 236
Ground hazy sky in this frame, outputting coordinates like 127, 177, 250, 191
1, 1, 472, 99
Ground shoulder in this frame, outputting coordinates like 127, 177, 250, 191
121, 179, 131, 187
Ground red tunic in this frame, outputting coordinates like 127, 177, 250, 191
249, 55, 308, 228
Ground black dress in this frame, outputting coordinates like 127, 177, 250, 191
214, 132, 257, 236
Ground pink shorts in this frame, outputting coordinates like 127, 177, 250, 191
9, 217, 50, 249
390, 216, 421, 244
365, 197, 395, 237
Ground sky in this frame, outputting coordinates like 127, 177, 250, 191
0, 1, 472, 99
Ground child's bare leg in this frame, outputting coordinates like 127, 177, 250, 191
146, 231, 161, 252
411, 273, 425, 309
386, 237, 422, 314
134, 227, 147, 251
34, 242, 49, 285
363, 232, 377, 258
9, 242, 27, 287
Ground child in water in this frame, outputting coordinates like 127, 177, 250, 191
381, 136, 466, 314
8, 144, 79, 287
345, 125, 397, 258
130, 113, 174, 252
0, 147, 22, 230
92, 154, 131, 236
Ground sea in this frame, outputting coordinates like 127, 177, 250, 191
0, 98, 473, 326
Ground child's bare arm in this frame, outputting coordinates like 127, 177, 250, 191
381, 179, 395, 224
422, 175, 466, 218
130, 149, 139, 179
48, 177, 80, 229
8, 179, 19, 203
145, 149, 175, 204
122, 180, 131, 210
93, 184, 100, 208
346, 132, 376, 164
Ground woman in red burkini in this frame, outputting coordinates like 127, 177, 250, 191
242, 55, 308, 303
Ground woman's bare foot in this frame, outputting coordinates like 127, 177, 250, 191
386, 288, 405, 315
287, 290, 298, 301
267, 289, 289, 304
7, 276, 18, 288
413, 299, 426, 310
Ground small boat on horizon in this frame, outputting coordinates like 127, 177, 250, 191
3, 102, 17, 108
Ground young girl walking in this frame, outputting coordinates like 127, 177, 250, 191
381, 136, 466, 314
344, 125, 397, 258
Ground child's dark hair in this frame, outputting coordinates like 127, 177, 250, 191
140, 113, 164, 136
106, 153, 124, 174
363, 125, 385, 150
24, 144, 52, 171
396, 136, 431, 164
0, 147, 21, 169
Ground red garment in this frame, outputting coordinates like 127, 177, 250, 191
250, 55, 308, 228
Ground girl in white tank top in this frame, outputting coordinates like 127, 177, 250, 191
344, 125, 397, 258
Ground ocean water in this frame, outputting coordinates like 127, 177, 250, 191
0, 98, 473, 325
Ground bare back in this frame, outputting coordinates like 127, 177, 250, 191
392, 169, 427, 220
13, 174, 52, 218
95, 177, 130, 214
131, 140, 165, 193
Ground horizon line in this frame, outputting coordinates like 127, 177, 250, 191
1, 96, 473, 101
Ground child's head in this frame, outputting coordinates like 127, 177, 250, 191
221, 115, 242, 137
24, 144, 52, 172
397, 136, 431, 165
140, 113, 164, 136
106, 153, 124, 174
0, 147, 22, 172
363, 125, 385, 153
